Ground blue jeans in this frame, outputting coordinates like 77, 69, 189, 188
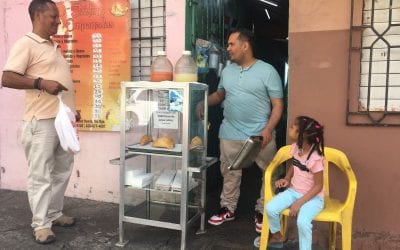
265, 188, 324, 250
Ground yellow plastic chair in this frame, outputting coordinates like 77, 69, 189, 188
259, 145, 357, 250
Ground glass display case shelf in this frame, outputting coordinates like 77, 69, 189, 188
116, 81, 210, 250
188, 156, 218, 173
110, 154, 217, 173
124, 185, 196, 194
124, 174, 200, 194
123, 202, 201, 230
126, 143, 183, 156
109, 152, 139, 165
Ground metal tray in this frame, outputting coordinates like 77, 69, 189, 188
228, 136, 263, 170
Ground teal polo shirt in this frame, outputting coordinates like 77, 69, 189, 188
218, 60, 283, 140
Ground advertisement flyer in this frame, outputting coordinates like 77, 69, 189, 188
54, 0, 131, 131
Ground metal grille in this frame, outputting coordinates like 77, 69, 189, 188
193, 0, 224, 47
131, 0, 166, 80
348, 0, 400, 126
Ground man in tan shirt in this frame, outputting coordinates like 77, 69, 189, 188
1, 0, 78, 244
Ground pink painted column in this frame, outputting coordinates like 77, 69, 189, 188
166, 0, 186, 66
0, 0, 32, 190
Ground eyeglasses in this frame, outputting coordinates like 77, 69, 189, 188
292, 157, 310, 172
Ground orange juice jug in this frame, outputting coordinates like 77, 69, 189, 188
150, 51, 173, 81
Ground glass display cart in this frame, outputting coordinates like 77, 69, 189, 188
112, 81, 217, 249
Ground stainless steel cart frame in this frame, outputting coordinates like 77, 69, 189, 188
112, 81, 215, 249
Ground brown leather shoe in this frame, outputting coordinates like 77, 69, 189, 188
52, 214, 76, 227
33, 228, 55, 244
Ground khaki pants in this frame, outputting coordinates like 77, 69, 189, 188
219, 136, 276, 213
21, 118, 73, 230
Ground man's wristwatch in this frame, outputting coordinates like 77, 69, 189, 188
33, 77, 42, 90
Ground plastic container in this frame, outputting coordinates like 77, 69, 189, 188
208, 47, 219, 69
174, 50, 198, 82
150, 51, 173, 82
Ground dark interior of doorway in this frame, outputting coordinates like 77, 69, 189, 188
202, 0, 289, 219
201, 0, 288, 156
225, 0, 288, 148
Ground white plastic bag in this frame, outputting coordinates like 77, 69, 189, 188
54, 95, 80, 153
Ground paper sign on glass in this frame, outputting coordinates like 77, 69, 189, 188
154, 111, 179, 129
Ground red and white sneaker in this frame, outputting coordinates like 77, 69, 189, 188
208, 207, 236, 226
255, 212, 263, 233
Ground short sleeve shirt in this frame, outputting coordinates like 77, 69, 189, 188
3, 32, 75, 121
217, 60, 283, 140
290, 143, 324, 198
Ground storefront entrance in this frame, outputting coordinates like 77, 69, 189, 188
185, 0, 289, 213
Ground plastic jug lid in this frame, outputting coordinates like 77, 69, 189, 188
157, 51, 166, 56
182, 50, 191, 55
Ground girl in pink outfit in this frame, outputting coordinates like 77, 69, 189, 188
256, 116, 325, 250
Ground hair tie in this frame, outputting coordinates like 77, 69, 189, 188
316, 137, 320, 142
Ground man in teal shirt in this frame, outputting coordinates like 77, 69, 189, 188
199, 28, 283, 233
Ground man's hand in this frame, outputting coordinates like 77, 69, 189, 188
75, 110, 81, 122
40, 79, 68, 95
196, 101, 205, 120
196, 90, 225, 120
260, 127, 273, 148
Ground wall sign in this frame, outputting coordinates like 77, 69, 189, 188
54, 0, 131, 131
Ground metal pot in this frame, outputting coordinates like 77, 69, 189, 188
228, 136, 263, 170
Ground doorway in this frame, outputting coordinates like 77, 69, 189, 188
185, 0, 289, 217
186, 0, 288, 150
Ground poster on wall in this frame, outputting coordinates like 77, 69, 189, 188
54, 0, 131, 131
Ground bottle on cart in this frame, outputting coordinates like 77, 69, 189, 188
150, 51, 173, 82
208, 46, 219, 70
174, 50, 198, 82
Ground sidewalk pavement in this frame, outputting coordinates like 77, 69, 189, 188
0, 166, 323, 250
